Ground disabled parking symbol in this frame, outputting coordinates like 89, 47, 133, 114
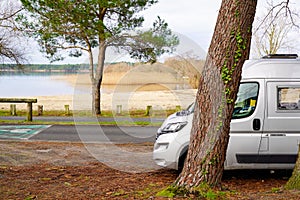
0, 125, 51, 139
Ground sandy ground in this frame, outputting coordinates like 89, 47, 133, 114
0, 73, 197, 112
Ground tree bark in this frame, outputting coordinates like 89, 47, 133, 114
176, 0, 257, 189
91, 41, 106, 115
92, 81, 102, 115
285, 144, 300, 190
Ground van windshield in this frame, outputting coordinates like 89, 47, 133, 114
186, 102, 195, 113
232, 82, 259, 119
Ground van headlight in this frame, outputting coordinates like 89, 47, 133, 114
156, 121, 188, 139
161, 121, 188, 133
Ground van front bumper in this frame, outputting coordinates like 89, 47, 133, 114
153, 158, 177, 169
153, 134, 179, 170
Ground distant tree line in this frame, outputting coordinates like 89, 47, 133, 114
0, 62, 138, 72
0, 63, 90, 72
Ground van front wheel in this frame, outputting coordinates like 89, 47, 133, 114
178, 151, 187, 173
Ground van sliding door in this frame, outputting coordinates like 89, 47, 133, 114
264, 81, 300, 166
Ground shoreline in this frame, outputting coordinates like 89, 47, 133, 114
1, 71, 197, 112
0, 89, 197, 112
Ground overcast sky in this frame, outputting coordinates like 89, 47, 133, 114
142, 0, 222, 50
26, 0, 299, 64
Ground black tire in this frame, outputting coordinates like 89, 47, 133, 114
177, 151, 187, 173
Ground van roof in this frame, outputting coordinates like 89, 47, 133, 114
242, 55, 300, 79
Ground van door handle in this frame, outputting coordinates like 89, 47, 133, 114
253, 118, 261, 131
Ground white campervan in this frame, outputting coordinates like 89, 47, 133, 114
153, 54, 300, 171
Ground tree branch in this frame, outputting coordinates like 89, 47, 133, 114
254, 0, 299, 34
0, 8, 23, 21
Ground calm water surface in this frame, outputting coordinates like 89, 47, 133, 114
0, 74, 77, 97
0, 72, 190, 97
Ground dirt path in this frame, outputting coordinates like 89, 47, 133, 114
1, 140, 300, 199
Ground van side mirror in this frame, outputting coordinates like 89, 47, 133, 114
253, 118, 261, 131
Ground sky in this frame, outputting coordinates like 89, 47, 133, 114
138, 0, 225, 62
25, 0, 300, 64
142, 0, 222, 50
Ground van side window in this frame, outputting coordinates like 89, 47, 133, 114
232, 82, 259, 119
278, 87, 300, 111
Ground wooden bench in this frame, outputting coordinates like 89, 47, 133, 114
0, 98, 37, 121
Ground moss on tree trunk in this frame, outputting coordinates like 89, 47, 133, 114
175, 0, 257, 190
285, 144, 300, 190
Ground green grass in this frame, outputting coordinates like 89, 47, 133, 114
0, 119, 162, 126
156, 184, 228, 199
0, 109, 169, 126
0, 108, 176, 118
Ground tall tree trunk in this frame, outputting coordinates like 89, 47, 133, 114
176, 0, 257, 189
92, 41, 106, 115
92, 81, 102, 115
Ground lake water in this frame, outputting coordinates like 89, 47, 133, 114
0, 73, 76, 97
0, 73, 190, 97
